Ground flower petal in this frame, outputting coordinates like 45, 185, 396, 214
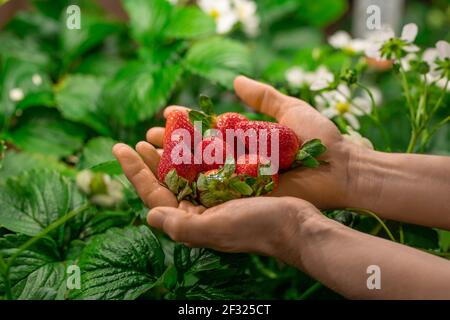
401, 23, 418, 42
344, 113, 360, 130
321, 107, 338, 119
436, 40, 450, 59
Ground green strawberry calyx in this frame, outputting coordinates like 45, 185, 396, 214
164, 169, 196, 201
197, 157, 253, 208
188, 94, 217, 135
294, 139, 328, 168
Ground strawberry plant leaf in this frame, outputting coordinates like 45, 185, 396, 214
54, 75, 110, 135
123, 0, 172, 47
0, 234, 67, 300
70, 226, 165, 300
0, 169, 83, 236
60, 15, 121, 67
0, 150, 75, 182
100, 61, 182, 125
6, 109, 87, 158
78, 137, 117, 169
185, 37, 252, 89
165, 6, 215, 39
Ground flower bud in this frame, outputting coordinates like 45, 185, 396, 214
76, 170, 124, 207
340, 69, 358, 85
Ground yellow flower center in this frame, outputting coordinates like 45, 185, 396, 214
336, 102, 350, 114
210, 9, 220, 20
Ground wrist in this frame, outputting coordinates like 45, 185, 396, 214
344, 143, 386, 209
271, 197, 337, 268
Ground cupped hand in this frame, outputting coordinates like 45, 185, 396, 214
147, 196, 323, 259
145, 76, 362, 209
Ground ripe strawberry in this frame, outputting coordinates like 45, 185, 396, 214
195, 136, 233, 172
236, 154, 279, 196
216, 112, 248, 133
158, 140, 200, 200
235, 121, 300, 170
164, 110, 195, 148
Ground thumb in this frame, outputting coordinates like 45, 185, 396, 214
147, 207, 210, 244
233, 75, 301, 121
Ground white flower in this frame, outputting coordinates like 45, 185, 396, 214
286, 66, 334, 90
198, 0, 238, 34
423, 40, 450, 91
400, 53, 417, 71
76, 170, 124, 207
9, 88, 24, 102
285, 67, 312, 88
315, 84, 371, 129
365, 23, 419, 61
328, 31, 367, 54
232, 0, 259, 37
309, 66, 335, 90
343, 127, 374, 149
32, 74, 43, 86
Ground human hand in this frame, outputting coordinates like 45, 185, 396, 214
146, 76, 367, 209
147, 196, 324, 260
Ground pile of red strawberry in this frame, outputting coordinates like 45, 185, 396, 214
158, 96, 326, 208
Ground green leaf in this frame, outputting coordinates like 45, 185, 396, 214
6, 110, 87, 158
78, 137, 117, 169
0, 169, 82, 236
0, 150, 75, 182
123, 0, 172, 46
185, 37, 252, 88
60, 15, 121, 66
0, 234, 67, 300
403, 224, 439, 249
438, 229, 450, 252
55, 75, 110, 135
165, 6, 215, 39
100, 61, 182, 125
297, 0, 347, 27
0, 58, 52, 126
71, 226, 165, 300
90, 160, 123, 176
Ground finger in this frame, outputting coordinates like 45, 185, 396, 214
234, 75, 310, 121
148, 207, 211, 244
157, 148, 163, 156
135, 141, 160, 174
112, 143, 178, 208
179, 200, 206, 214
163, 105, 191, 118
146, 127, 165, 148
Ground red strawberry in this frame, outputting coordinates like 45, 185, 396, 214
195, 136, 233, 172
216, 112, 248, 133
158, 140, 200, 200
236, 154, 279, 195
235, 121, 300, 170
164, 110, 195, 149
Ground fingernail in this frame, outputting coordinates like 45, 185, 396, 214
147, 209, 166, 228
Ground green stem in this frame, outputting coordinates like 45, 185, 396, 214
406, 130, 418, 153
299, 281, 322, 300
399, 68, 415, 125
251, 255, 278, 279
1, 203, 90, 300
346, 207, 397, 242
